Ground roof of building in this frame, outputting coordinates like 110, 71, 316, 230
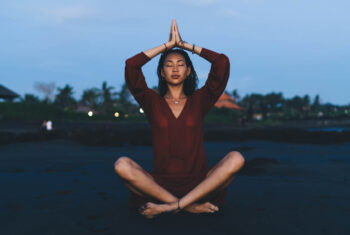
214, 92, 244, 110
0, 85, 19, 99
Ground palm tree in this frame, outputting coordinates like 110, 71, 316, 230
54, 84, 76, 110
119, 83, 132, 105
264, 92, 284, 112
81, 88, 99, 109
241, 93, 263, 121
101, 81, 115, 104
100, 81, 117, 114
232, 89, 240, 102
312, 94, 321, 111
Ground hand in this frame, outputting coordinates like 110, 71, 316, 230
165, 19, 176, 49
174, 19, 184, 48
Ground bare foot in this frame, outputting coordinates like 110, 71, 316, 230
138, 202, 173, 219
184, 202, 219, 214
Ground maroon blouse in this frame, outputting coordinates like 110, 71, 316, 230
125, 48, 230, 208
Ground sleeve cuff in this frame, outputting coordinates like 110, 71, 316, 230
199, 48, 221, 63
138, 52, 151, 64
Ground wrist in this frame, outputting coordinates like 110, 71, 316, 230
165, 201, 177, 211
165, 42, 175, 50
179, 40, 187, 49
163, 43, 168, 51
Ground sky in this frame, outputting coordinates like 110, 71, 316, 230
0, 0, 349, 105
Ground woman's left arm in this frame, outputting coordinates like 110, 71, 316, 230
174, 20, 230, 116
195, 47, 230, 117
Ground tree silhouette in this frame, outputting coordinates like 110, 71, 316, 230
34, 82, 56, 103
265, 92, 284, 112
102, 81, 114, 104
100, 81, 117, 114
312, 95, 321, 111
54, 84, 76, 111
22, 94, 41, 104
232, 89, 240, 102
118, 83, 131, 104
81, 88, 99, 109
242, 94, 263, 120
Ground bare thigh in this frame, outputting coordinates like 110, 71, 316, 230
114, 156, 154, 197
203, 153, 238, 196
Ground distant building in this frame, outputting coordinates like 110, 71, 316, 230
0, 85, 19, 101
214, 92, 244, 110
76, 103, 97, 114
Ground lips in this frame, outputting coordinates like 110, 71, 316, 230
171, 75, 180, 79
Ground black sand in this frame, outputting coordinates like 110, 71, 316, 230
1, 139, 350, 234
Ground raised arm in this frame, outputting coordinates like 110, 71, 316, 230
198, 48, 230, 117
125, 20, 178, 114
173, 20, 230, 117
143, 19, 177, 59
124, 51, 152, 114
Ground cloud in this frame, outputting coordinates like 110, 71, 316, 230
215, 7, 240, 18
181, 0, 221, 7
224, 9, 239, 17
38, 5, 92, 24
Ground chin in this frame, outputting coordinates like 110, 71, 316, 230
167, 80, 185, 86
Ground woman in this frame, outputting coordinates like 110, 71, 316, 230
114, 19, 245, 219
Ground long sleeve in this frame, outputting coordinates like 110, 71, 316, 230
198, 48, 230, 117
125, 52, 154, 115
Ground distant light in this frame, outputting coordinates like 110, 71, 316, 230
88, 111, 93, 117
114, 112, 119, 118
124, 114, 129, 118
139, 108, 144, 113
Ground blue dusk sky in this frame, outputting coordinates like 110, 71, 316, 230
0, 0, 349, 105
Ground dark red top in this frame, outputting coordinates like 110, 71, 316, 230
125, 48, 230, 208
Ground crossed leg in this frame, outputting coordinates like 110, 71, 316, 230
114, 151, 245, 218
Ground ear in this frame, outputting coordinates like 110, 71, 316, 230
186, 66, 191, 76
161, 69, 165, 78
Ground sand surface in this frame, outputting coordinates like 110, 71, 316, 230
1, 139, 350, 234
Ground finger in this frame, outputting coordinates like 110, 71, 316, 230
139, 204, 147, 211
175, 20, 179, 33
171, 19, 175, 30
173, 21, 177, 34
175, 23, 181, 41
138, 207, 145, 213
169, 20, 174, 41
172, 23, 176, 35
210, 204, 219, 211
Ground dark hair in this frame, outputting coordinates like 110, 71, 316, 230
157, 49, 198, 97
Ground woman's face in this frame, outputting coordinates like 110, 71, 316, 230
161, 53, 191, 86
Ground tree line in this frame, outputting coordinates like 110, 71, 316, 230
0, 82, 349, 123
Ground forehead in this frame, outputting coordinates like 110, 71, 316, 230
165, 53, 185, 62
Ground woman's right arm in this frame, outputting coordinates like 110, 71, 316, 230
143, 19, 177, 59
124, 20, 177, 114
124, 52, 153, 114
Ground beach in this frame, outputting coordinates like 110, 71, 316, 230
1, 137, 349, 234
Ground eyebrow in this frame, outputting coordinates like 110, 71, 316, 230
165, 59, 184, 63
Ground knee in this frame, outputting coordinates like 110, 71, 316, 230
114, 156, 133, 179
225, 151, 245, 174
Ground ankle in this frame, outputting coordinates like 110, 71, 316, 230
167, 201, 179, 211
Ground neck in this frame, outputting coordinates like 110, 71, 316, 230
165, 86, 186, 100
